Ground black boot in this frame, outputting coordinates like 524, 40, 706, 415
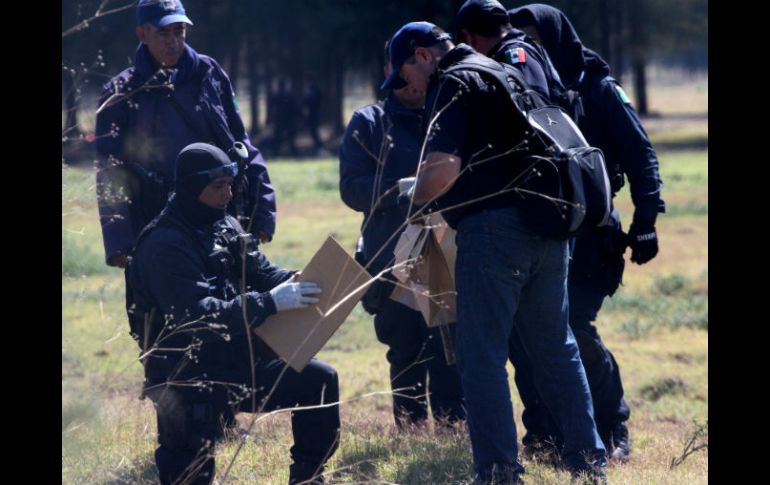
288, 461, 325, 485
610, 422, 631, 463
473, 462, 525, 485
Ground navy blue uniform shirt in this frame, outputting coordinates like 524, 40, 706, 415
339, 93, 424, 272
95, 44, 277, 264
424, 44, 534, 228
488, 29, 563, 102
128, 196, 291, 381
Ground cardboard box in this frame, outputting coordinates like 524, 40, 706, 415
255, 236, 372, 372
391, 214, 457, 328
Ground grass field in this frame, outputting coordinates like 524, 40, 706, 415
62, 147, 707, 484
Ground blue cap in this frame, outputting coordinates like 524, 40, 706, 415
456, 0, 509, 36
381, 22, 452, 91
136, 0, 193, 28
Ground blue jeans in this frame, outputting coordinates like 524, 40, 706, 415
454, 207, 606, 476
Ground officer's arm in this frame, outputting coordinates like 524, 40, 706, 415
215, 62, 278, 241
146, 241, 278, 339
413, 152, 462, 204
602, 80, 665, 225
246, 250, 295, 292
414, 78, 467, 205
339, 109, 399, 213
94, 79, 136, 266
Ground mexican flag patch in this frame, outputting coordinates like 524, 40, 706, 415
505, 48, 527, 65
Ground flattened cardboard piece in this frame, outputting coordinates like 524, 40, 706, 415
391, 215, 458, 327
391, 223, 430, 309
392, 223, 428, 283
437, 224, 457, 283
255, 236, 372, 372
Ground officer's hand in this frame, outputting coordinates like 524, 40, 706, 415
109, 254, 130, 269
269, 280, 322, 312
628, 223, 658, 265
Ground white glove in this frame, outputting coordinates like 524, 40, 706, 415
398, 177, 416, 196
269, 280, 322, 312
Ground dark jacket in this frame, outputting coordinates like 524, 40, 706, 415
95, 44, 277, 264
488, 28, 562, 103
508, 4, 665, 226
423, 44, 533, 228
127, 196, 291, 382
339, 93, 424, 273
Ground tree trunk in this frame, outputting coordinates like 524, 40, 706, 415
331, 61, 345, 136
632, 59, 648, 115
627, 0, 648, 114
229, 39, 242, 94
62, 72, 80, 136
613, 2, 626, 84
599, 0, 612, 67
247, 39, 260, 136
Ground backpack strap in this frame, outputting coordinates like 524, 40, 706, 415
442, 56, 548, 122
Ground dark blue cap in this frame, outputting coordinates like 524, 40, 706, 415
381, 22, 452, 91
136, 0, 193, 28
456, 0, 510, 36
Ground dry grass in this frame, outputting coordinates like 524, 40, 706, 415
62, 147, 707, 484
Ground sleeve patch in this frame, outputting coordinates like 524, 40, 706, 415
615, 84, 631, 104
505, 48, 527, 65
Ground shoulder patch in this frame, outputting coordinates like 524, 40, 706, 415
615, 84, 631, 104
505, 47, 527, 65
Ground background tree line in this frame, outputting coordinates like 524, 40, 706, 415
62, 0, 707, 143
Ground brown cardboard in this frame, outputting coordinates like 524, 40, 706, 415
255, 236, 372, 372
391, 215, 457, 327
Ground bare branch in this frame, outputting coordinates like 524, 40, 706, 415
62, 1, 137, 38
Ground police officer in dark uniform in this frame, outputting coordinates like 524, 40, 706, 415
339, 42, 465, 429
96, 0, 277, 270
455, 0, 563, 103
507, 3, 667, 462
127, 143, 340, 485
383, 21, 607, 484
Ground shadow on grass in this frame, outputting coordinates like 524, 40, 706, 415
332, 425, 474, 484
332, 442, 394, 482
394, 453, 472, 485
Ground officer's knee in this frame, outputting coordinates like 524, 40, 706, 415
324, 367, 339, 402
304, 359, 339, 402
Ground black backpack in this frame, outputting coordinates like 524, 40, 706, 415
443, 55, 611, 239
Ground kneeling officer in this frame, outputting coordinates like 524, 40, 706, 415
127, 142, 340, 485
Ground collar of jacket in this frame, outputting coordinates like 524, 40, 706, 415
487, 29, 528, 59
432, 43, 477, 85
133, 43, 202, 85
382, 92, 423, 119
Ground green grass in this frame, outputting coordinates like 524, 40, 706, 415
62, 149, 707, 484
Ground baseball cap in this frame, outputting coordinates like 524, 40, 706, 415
136, 0, 193, 28
381, 21, 452, 91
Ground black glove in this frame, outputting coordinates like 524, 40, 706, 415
628, 222, 658, 265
